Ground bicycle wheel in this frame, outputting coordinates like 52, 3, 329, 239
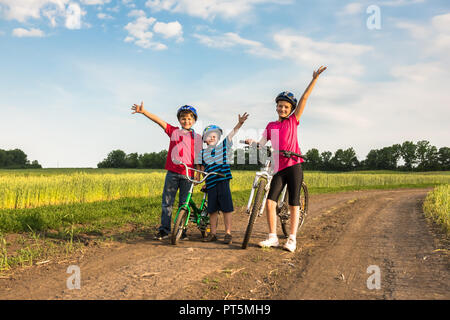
242, 178, 267, 249
171, 208, 189, 245
280, 181, 309, 238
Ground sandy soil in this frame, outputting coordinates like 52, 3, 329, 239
0, 188, 448, 300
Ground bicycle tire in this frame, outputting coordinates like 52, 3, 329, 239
280, 181, 309, 238
242, 178, 267, 249
171, 208, 189, 245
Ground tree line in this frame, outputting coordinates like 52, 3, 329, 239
0, 148, 42, 169
98, 140, 449, 171
97, 150, 168, 169
303, 140, 449, 171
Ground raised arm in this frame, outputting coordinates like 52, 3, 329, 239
131, 101, 167, 131
294, 66, 327, 121
227, 112, 249, 141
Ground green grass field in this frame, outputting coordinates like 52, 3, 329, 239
0, 168, 449, 233
0, 168, 449, 272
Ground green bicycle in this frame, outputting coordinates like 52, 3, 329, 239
171, 160, 225, 245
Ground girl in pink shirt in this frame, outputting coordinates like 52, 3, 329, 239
246, 66, 327, 252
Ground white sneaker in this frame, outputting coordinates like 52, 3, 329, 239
283, 238, 297, 252
258, 236, 279, 248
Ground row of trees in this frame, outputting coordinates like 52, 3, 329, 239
97, 150, 168, 169
0, 149, 42, 169
98, 140, 449, 171
303, 140, 449, 171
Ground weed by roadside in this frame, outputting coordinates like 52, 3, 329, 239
423, 184, 450, 234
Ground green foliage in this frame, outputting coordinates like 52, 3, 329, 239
401, 141, 417, 170
97, 140, 449, 171
423, 185, 450, 234
97, 150, 168, 169
0, 148, 41, 169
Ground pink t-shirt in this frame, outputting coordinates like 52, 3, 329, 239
263, 113, 304, 173
165, 124, 202, 177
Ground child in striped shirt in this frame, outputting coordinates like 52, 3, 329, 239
196, 113, 249, 244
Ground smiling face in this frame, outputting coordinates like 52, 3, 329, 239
276, 100, 294, 120
204, 131, 220, 146
178, 111, 195, 130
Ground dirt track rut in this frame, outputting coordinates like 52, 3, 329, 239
0, 188, 448, 300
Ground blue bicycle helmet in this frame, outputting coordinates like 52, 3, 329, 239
177, 105, 198, 121
275, 91, 297, 109
202, 125, 223, 140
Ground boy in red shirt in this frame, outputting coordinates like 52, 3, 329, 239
132, 102, 202, 240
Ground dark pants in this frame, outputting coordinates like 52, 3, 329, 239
267, 163, 303, 206
159, 170, 191, 234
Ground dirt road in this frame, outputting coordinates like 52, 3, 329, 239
0, 188, 448, 300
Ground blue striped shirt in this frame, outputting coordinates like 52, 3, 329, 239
199, 138, 233, 190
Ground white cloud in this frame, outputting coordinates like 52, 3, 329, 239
431, 12, 450, 32
12, 27, 45, 37
0, 0, 91, 29
80, 0, 111, 4
378, 0, 425, 6
194, 31, 281, 60
127, 9, 145, 17
272, 32, 372, 76
153, 21, 183, 41
396, 12, 450, 57
195, 30, 372, 75
124, 15, 156, 48
145, 0, 292, 20
431, 13, 450, 52
337, 2, 363, 15
97, 12, 113, 19
395, 21, 429, 38
194, 32, 261, 48
337, 0, 426, 18
123, 15, 167, 50
0, 0, 68, 22
122, 0, 135, 7
124, 12, 183, 50
65, 2, 85, 30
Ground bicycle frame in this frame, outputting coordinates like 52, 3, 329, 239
245, 158, 289, 217
171, 159, 224, 228
241, 141, 308, 248
173, 185, 208, 227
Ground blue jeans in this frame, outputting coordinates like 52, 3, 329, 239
159, 170, 191, 234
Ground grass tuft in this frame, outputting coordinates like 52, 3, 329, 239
423, 184, 450, 234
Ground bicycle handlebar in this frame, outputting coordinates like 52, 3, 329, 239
172, 159, 226, 184
239, 140, 306, 161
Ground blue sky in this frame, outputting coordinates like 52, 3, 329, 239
0, 0, 449, 167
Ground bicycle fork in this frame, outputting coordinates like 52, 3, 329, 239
245, 176, 288, 218
245, 172, 272, 217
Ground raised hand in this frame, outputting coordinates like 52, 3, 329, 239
131, 101, 145, 114
313, 66, 327, 79
238, 112, 249, 125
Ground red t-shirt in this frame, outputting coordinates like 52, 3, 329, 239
263, 113, 304, 174
165, 124, 203, 177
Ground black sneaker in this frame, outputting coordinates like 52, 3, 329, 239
223, 233, 232, 244
181, 232, 189, 241
153, 230, 169, 240
202, 234, 218, 242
